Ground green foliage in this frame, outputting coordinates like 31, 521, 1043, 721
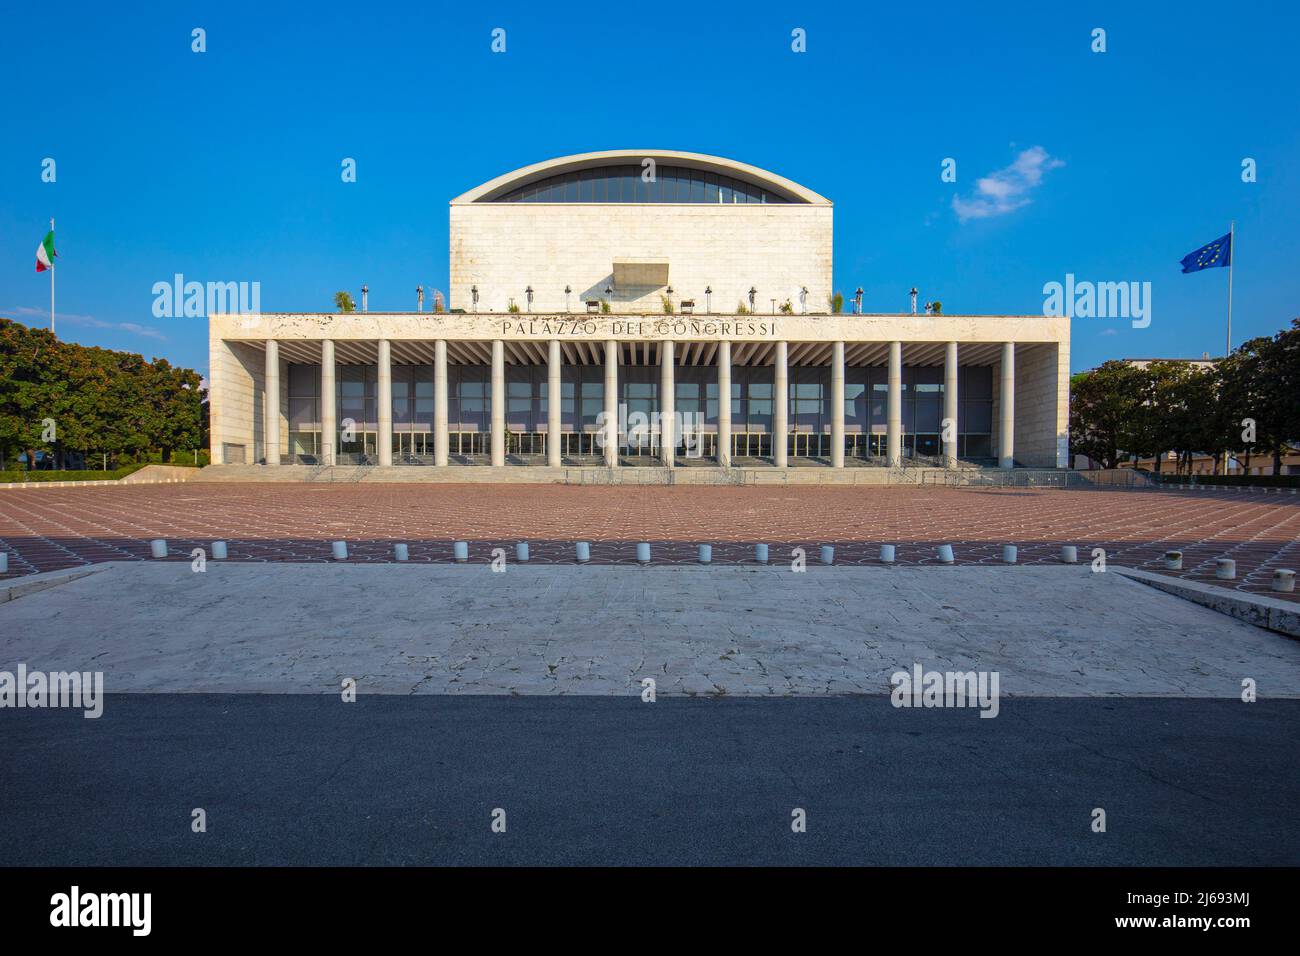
600, 300, 611, 314
0, 318, 208, 470
0, 464, 151, 483
334, 291, 356, 313
1069, 361, 1146, 468
1071, 319, 1300, 473
829, 292, 844, 314
778, 300, 793, 314
736, 301, 750, 315
661, 295, 674, 315
507, 302, 521, 313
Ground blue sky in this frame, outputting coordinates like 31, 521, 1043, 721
2, 0, 1297, 376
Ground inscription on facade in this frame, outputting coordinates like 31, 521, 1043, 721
498, 318, 777, 340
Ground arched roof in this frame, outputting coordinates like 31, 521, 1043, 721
450, 149, 831, 205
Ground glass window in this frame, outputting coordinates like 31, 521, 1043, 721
690, 173, 705, 202
288, 364, 318, 397
660, 171, 676, 202
493, 164, 793, 203
915, 400, 941, 433
704, 173, 719, 203
289, 396, 316, 427
960, 366, 993, 400
844, 382, 865, 424
963, 401, 992, 433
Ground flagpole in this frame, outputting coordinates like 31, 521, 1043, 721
50, 217, 56, 336
1224, 220, 1236, 475
1225, 220, 1234, 356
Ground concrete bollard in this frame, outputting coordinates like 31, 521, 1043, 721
0, 552, 7, 573
516, 541, 530, 562
1272, 569, 1296, 593
937, 544, 954, 564
1164, 551, 1183, 570
211, 541, 228, 560
1002, 545, 1017, 564
1060, 545, 1078, 564
636, 542, 651, 564
698, 544, 712, 564
394, 543, 409, 561
453, 541, 469, 563
879, 544, 896, 564
575, 541, 591, 564
819, 545, 834, 565
150, 539, 168, 559
1215, 558, 1236, 580
331, 540, 348, 560
754, 543, 769, 564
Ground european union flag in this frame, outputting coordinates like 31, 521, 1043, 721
1180, 232, 1232, 273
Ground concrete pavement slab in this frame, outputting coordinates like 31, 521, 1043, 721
1, 562, 1298, 697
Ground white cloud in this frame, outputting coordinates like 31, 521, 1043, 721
5, 306, 167, 341
952, 146, 1064, 222
118, 322, 167, 340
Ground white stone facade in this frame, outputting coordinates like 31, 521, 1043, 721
451, 202, 833, 315
207, 150, 1071, 473
448, 149, 833, 316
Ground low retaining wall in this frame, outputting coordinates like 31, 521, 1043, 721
1113, 567, 1300, 638
0, 464, 200, 490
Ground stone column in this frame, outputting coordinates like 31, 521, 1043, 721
717, 341, 732, 467
491, 339, 506, 466
830, 341, 845, 468
773, 341, 789, 467
320, 339, 336, 465
547, 339, 562, 467
887, 340, 902, 467
604, 339, 619, 467
264, 339, 280, 465
944, 341, 959, 468
660, 340, 675, 468
433, 340, 449, 466
377, 338, 392, 466
999, 342, 1015, 469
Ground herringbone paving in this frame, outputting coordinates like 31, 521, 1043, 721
0, 482, 1296, 601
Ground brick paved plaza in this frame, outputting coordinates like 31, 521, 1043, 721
0, 482, 1296, 600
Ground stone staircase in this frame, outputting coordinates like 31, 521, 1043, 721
195, 463, 1071, 486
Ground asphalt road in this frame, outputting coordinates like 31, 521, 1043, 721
2, 695, 1296, 866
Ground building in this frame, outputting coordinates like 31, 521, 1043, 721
1119, 448, 1300, 477
209, 149, 1070, 473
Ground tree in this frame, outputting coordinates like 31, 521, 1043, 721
1069, 361, 1145, 468
1070, 318, 1299, 477
334, 291, 356, 313
1232, 327, 1297, 474
0, 317, 206, 471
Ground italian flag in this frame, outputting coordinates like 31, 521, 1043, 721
35, 230, 57, 272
